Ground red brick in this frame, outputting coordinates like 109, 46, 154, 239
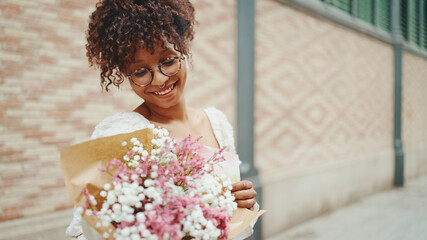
24, 193, 40, 200
0, 183, 14, 189
0, 37, 20, 43
2, 173, 36, 182
40, 182, 65, 191
40, 138, 72, 148
24, 132, 54, 139
39, 56, 55, 64
0, 102, 21, 108
40, 161, 57, 168
59, 1, 88, 10
1, 156, 36, 164
54, 202, 74, 211
2, 202, 34, 214
0, 213, 22, 222
0, 149, 23, 157
46, 110, 71, 117
0, 4, 22, 14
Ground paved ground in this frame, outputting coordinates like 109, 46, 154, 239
269, 175, 427, 240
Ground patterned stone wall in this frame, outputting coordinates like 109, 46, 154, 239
0, 0, 236, 224
255, 0, 393, 180
402, 52, 427, 179
255, 0, 396, 237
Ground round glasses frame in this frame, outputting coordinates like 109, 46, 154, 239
126, 56, 185, 87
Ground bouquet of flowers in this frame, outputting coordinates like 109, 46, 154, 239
61, 126, 264, 240
78, 125, 236, 239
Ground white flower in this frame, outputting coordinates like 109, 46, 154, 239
144, 179, 154, 187
136, 212, 146, 222
121, 228, 130, 236
131, 174, 139, 181
142, 229, 151, 237
138, 193, 145, 200
104, 183, 111, 190
145, 203, 153, 211
112, 203, 121, 213
125, 214, 135, 222
131, 233, 140, 240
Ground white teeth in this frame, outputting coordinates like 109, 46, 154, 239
154, 85, 174, 95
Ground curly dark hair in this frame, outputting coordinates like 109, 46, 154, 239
86, 0, 195, 91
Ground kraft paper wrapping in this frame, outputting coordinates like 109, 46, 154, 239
60, 128, 265, 239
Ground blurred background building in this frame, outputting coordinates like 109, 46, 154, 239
0, 0, 426, 239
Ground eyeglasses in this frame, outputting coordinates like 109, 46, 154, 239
127, 56, 184, 87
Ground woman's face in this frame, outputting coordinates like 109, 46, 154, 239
126, 43, 187, 109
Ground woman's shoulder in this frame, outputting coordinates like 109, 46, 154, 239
203, 107, 236, 153
203, 107, 229, 121
91, 112, 150, 140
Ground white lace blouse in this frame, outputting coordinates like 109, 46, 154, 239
66, 107, 256, 240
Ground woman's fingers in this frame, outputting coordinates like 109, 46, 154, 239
235, 198, 256, 209
233, 188, 257, 200
231, 180, 253, 192
231, 180, 257, 209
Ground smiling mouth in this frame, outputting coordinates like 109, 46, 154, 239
153, 83, 175, 95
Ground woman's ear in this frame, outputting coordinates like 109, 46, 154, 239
184, 55, 189, 68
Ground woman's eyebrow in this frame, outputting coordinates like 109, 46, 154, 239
132, 48, 172, 64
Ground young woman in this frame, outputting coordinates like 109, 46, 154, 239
67, 0, 258, 239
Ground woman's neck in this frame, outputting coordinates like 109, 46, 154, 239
137, 100, 190, 123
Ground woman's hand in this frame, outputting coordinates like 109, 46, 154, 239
231, 180, 257, 210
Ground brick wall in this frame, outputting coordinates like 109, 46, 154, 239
0, 0, 236, 225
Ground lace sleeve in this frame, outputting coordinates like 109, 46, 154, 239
66, 112, 150, 239
204, 108, 261, 240
203, 107, 236, 154
90, 112, 151, 139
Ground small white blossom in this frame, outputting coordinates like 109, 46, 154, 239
100, 190, 107, 197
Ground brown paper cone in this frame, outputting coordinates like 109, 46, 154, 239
228, 208, 266, 239
61, 128, 154, 238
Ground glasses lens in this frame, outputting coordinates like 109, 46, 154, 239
160, 57, 181, 76
131, 68, 151, 86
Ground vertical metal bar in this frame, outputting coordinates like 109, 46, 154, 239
424, 0, 427, 49
418, 0, 424, 46
351, 0, 358, 16
389, 0, 392, 32
373, 0, 378, 25
391, 0, 404, 187
407, 0, 411, 40
237, 0, 262, 239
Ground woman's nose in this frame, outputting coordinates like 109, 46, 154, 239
151, 68, 168, 86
